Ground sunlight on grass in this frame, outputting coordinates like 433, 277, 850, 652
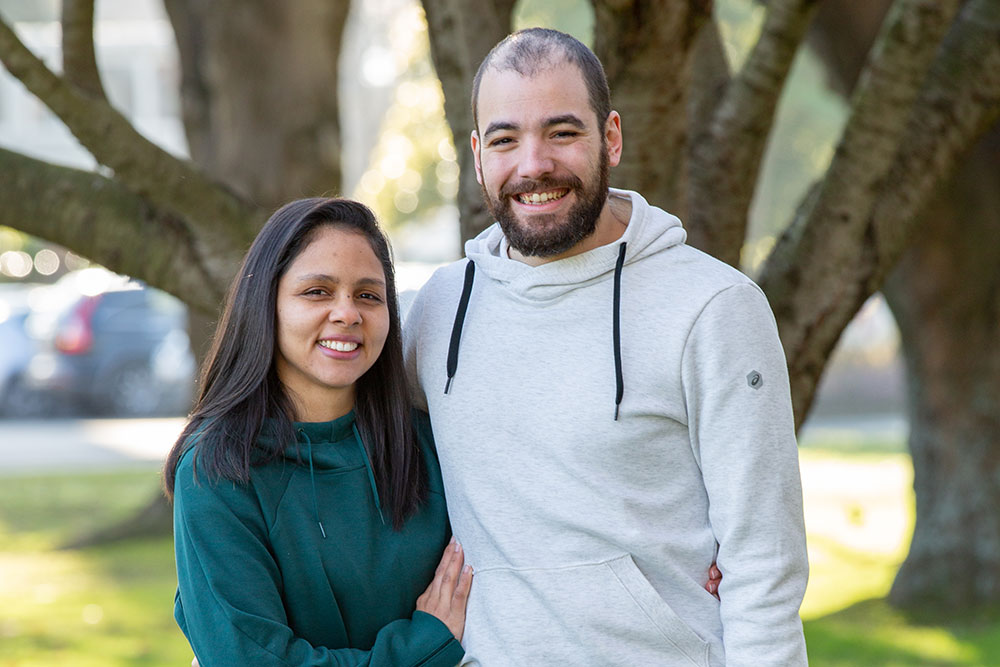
799, 449, 1000, 665
2, 453, 998, 665
800, 449, 913, 618
0, 469, 191, 666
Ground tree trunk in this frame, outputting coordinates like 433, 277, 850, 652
61, 489, 174, 549
595, 0, 709, 220
809, 0, 1000, 609
421, 0, 515, 242
884, 127, 1000, 609
164, 0, 350, 209
58, 1, 353, 549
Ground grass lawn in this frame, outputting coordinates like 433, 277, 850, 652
1, 449, 998, 665
0, 468, 191, 666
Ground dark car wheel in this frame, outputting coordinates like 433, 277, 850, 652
104, 363, 161, 417
0, 374, 57, 418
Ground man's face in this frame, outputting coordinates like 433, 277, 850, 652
471, 62, 621, 259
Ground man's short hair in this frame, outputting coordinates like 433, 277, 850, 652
471, 28, 612, 133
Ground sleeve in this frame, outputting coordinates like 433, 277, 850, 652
680, 283, 809, 666
172, 452, 464, 667
402, 281, 431, 412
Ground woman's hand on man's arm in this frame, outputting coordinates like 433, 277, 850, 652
416, 537, 474, 641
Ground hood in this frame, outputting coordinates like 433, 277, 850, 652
463, 188, 686, 301
257, 410, 360, 471
262, 410, 385, 533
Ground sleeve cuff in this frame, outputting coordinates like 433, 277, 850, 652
411, 611, 466, 666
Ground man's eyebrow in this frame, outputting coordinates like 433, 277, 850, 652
482, 114, 587, 139
545, 114, 586, 129
483, 121, 518, 138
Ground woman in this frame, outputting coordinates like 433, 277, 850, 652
164, 198, 469, 666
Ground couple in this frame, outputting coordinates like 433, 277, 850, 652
166, 28, 809, 666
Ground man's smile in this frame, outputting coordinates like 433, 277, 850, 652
515, 189, 569, 205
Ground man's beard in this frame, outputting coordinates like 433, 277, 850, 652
481, 146, 610, 258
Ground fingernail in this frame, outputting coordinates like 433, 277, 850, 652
464, 565, 473, 574
454, 541, 461, 552
449, 536, 456, 544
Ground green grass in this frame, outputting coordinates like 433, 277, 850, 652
1, 454, 999, 665
0, 469, 191, 666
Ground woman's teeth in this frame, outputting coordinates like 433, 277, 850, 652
319, 340, 358, 352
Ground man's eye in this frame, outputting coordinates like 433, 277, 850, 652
489, 137, 513, 147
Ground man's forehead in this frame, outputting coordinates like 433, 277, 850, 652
477, 61, 587, 112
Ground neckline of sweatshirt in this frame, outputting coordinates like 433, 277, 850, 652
463, 188, 687, 301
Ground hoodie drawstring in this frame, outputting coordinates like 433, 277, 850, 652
444, 244, 627, 421
445, 259, 476, 394
298, 428, 327, 539
353, 423, 386, 525
613, 242, 627, 420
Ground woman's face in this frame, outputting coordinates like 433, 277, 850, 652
274, 225, 390, 420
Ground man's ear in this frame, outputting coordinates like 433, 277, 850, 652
604, 111, 622, 168
470, 130, 484, 185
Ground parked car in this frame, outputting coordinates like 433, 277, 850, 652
0, 283, 47, 417
22, 269, 196, 417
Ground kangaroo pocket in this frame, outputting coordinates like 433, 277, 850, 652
461, 554, 711, 667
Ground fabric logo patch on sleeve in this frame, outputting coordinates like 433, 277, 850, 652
747, 370, 763, 390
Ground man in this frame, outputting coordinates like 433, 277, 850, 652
404, 28, 808, 666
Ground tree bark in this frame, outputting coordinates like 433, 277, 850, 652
758, 0, 996, 425
421, 0, 515, 242
810, 0, 1000, 609
687, 0, 820, 265
60, 0, 105, 98
164, 0, 351, 210
884, 127, 1000, 609
0, 148, 229, 313
593, 0, 710, 221
0, 16, 258, 248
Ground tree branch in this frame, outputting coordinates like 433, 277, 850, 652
0, 15, 259, 248
0, 147, 234, 315
756, 0, 967, 423
686, 16, 731, 157
687, 0, 820, 265
868, 0, 1000, 284
61, 0, 105, 98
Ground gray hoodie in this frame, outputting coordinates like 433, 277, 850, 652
403, 189, 808, 666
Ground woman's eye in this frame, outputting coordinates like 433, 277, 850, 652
359, 292, 384, 302
303, 288, 328, 297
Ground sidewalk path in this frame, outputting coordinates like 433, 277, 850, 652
0, 417, 184, 475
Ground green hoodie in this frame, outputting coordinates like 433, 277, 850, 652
172, 410, 464, 666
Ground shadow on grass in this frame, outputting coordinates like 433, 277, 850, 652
805, 597, 1000, 666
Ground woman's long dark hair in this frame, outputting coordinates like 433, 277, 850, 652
164, 198, 425, 529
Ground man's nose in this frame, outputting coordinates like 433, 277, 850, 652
516, 139, 555, 180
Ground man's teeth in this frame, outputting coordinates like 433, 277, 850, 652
319, 340, 358, 352
518, 190, 566, 204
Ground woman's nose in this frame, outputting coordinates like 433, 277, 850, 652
329, 297, 361, 325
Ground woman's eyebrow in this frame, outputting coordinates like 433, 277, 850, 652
293, 273, 386, 287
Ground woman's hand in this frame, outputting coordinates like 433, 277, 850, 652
706, 562, 722, 599
416, 538, 474, 641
